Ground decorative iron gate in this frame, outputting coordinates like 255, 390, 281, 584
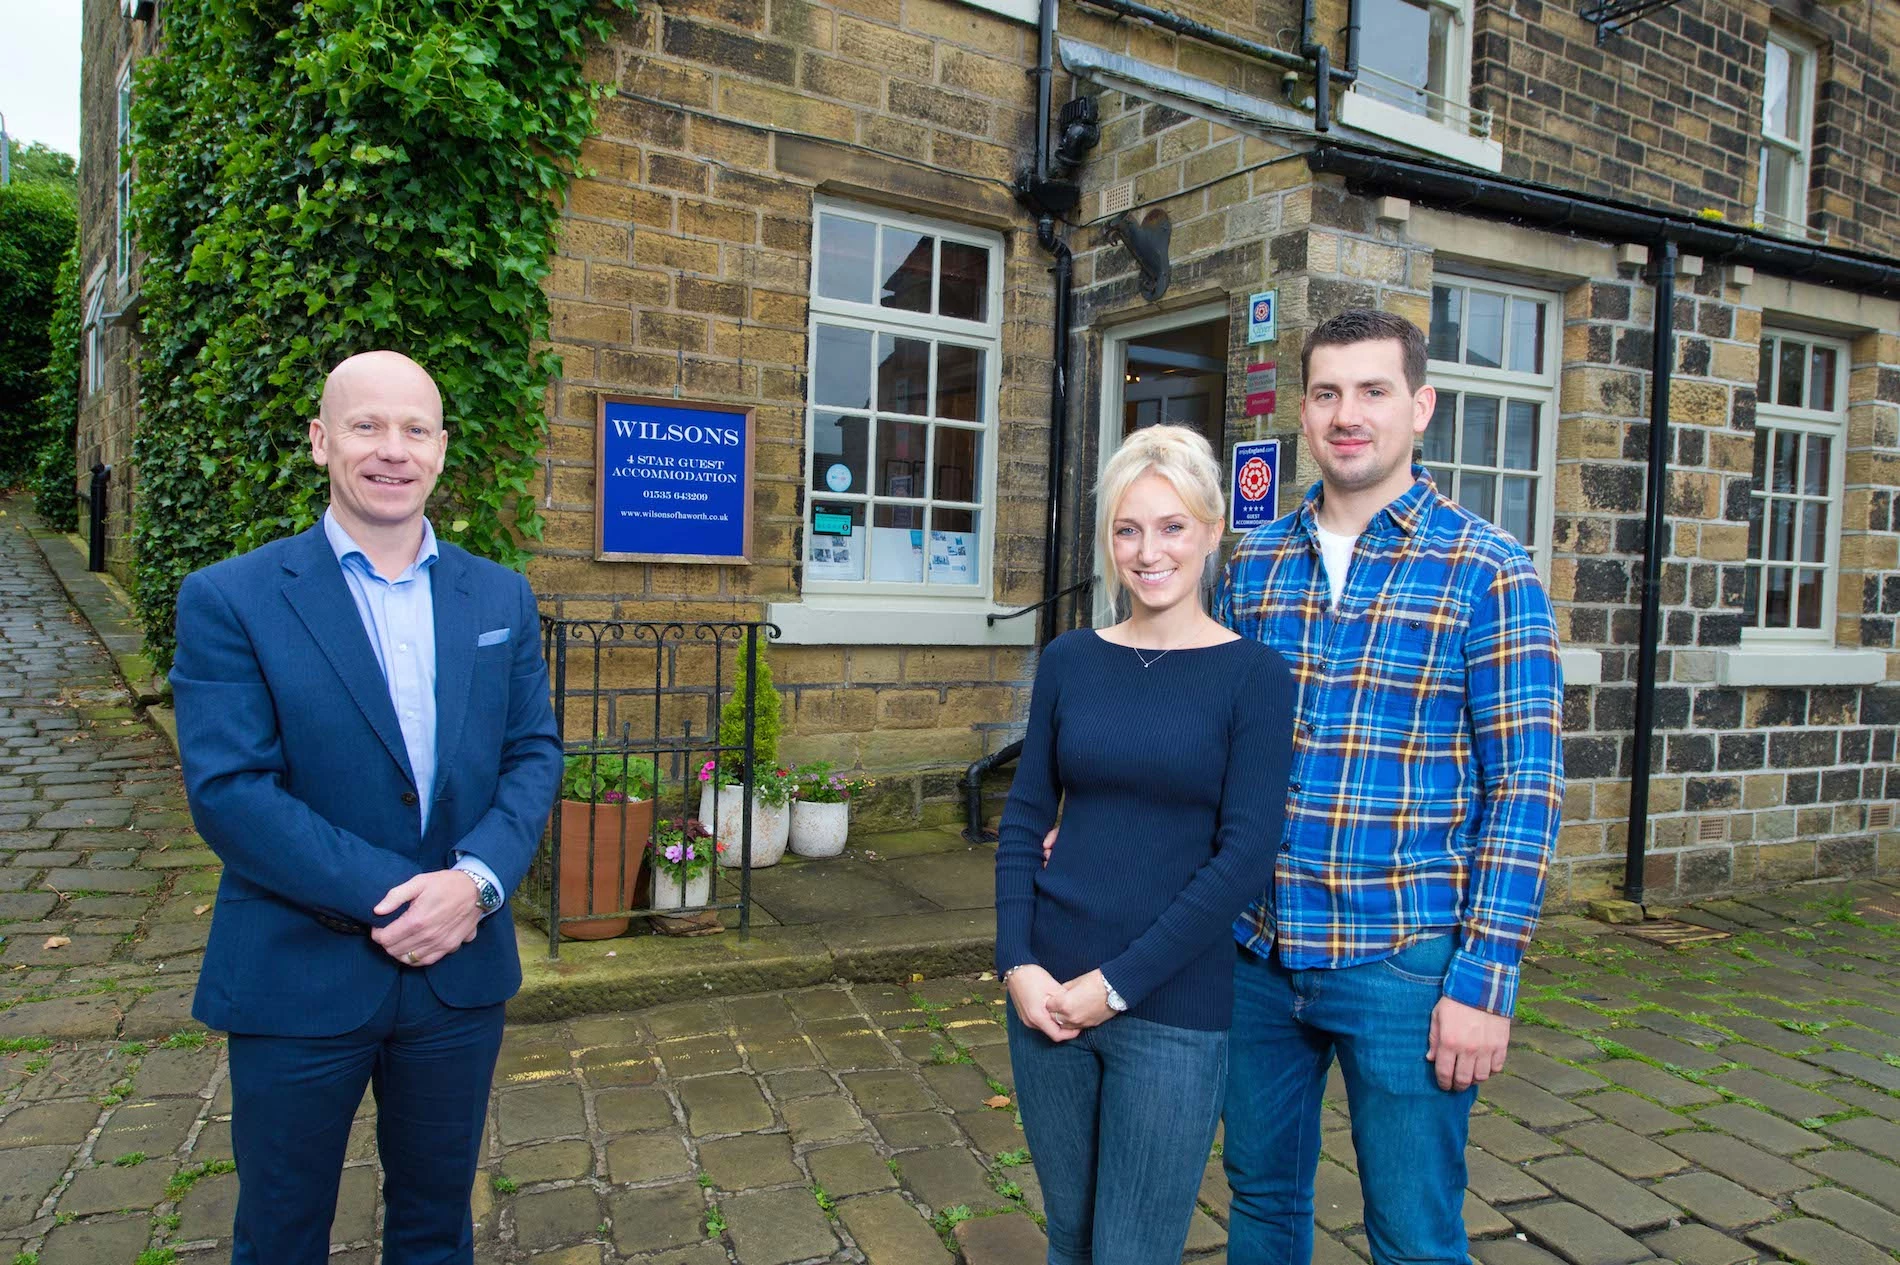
527, 617, 777, 956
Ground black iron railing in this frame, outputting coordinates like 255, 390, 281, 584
528, 617, 778, 956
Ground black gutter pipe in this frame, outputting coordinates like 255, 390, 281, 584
1040, 216, 1074, 648
1030, 0, 1056, 187
1306, 145, 1900, 299
1624, 240, 1676, 908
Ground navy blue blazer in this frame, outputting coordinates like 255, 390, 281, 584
171, 525, 562, 1037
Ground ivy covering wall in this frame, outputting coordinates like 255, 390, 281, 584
29, 245, 82, 532
131, 0, 632, 668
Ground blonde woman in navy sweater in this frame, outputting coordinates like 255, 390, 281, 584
995, 424, 1293, 1265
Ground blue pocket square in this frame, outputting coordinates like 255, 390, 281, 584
477, 628, 512, 647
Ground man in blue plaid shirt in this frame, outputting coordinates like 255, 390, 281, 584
1217, 309, 1564, 1264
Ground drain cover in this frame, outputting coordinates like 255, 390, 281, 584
1618, 919, 1731, 946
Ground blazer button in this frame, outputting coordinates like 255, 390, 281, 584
401, 791, 418, 806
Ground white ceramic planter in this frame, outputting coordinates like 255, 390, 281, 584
649, 866, 712, 910
699, 784, 789, 867
790, 800, 850, 858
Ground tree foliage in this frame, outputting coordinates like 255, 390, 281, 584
28, 244, 82, 531
131, 0, 631, 668
0, 181, 77, 484
5, 141, 79, 194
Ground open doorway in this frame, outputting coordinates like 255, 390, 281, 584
1094, 302, 1231, 624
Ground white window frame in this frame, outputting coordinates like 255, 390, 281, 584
1422, 275, 1561, 573
798, 198, 1004, 606
115, 62, 133, 284
951, 0, 1037, 21
83, 281, 105, 397
1754, 29, 1816, 241
1339, 0, 1501, 171
1741, 329, 1847, 645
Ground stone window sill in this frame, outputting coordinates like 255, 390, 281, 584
1715, 647, 1887, 688
766, 601, 1038, 647
953, 0, 1036, 22
1336, 91, 1503, 173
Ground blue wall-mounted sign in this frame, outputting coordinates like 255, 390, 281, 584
1230, 439, 1281, 533
596, 395, 755, 563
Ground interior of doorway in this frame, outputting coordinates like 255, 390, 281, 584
1094, 304, 1230, 625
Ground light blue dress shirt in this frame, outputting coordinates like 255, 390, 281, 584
323, 510, 502, 915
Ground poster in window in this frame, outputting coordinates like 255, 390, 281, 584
928, 531, 976, 584
596, 395, 755, 563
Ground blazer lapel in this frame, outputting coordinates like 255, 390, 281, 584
430, 547, 478, 802
279, 528, 416, 786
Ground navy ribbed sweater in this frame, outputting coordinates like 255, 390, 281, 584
994, 628, 1295, 1030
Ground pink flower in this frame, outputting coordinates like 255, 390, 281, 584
664, 844, 683, 863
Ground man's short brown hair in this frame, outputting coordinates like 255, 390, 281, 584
1301, 308, 1429, 395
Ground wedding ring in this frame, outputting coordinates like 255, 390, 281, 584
405, 951, 419, 965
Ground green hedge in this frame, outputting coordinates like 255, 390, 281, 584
0, 181, 77, 487
131, 0, 632, 669
27, 244, 81, 532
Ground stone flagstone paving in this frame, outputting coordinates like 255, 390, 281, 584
1, 509, 1899, 1262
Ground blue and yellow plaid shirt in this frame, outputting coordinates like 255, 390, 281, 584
1219, 468, 1564, 1016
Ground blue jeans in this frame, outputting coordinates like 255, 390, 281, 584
1008, 1010, 1227, 1265
227, 970, 505, 1265
1224, 935, 1475, 1265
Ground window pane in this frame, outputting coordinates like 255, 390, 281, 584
876, 419, 927, 497
1762, 147, 1795, 228
1426, 3, 1452, 105
1803, 434, 1830, 495
1800, 501, 1827, 563
1796, 568, 1824, 629
880, 227, 933, 313
1743, 567, 1760, 624
876, 334, 930, 415
814, 325, 873, 408
1764, 566, 1792, 627
1771, 430, 1800, 493
1504, 400, 1539, 470
1507, 299, 1545, 374
809, 412, 868, 495
1768, 499, 1796, 561
934, 427, 982, 503
1465, 291, 1505, 369
1776, 339, 1805, 407
1763, 39, 1792, 137
937, 344, 985, 422
1747, 493, 1764, 558
1501, 476, 1534, 545
817, 215, 875, 303
1360, 0, 1432, 115
1421, 391, 1456, 463
1757, 338, 1775, 401
1464, 395, 1500, 466
939, 241, 990, 322
868, 505, 924, 581
1429, 286, 1462, 361
928, 508, 981, 585
808, 501, 866, 580
1424, 465, 1452, 494
1461, 472, 1496, 523
1808, 346, 1836, 411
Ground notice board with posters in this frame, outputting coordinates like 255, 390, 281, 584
596, 395, 755, 564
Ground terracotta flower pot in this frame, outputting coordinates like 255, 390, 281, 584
790, 800, 849, 858
554, 797, 652, 940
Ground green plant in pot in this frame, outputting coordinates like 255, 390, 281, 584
700, 650, 791, 867
555, 748, 658, 940
789, 761, 874, 859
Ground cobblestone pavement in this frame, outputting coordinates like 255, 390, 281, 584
1, 513, 1900, 1263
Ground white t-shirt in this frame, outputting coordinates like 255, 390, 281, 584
1315, 524, 1358, 608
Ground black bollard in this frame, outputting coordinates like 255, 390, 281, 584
87, 463, 111, 572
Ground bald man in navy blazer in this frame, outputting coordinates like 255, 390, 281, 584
171, 351, 562, 1265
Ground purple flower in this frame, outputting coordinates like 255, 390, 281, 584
664, 844, 683, 863
684, 845, 696, 861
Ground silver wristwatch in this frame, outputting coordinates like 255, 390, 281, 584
1103, 979, 1128, 1012
466, 870, 502, 914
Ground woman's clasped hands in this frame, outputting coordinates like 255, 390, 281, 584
1006, 965, 1119, 1040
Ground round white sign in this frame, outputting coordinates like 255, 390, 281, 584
825, 463, 852, 493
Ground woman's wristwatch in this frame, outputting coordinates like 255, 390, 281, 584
1103, 978, 1128, 1012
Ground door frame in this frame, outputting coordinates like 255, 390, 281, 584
1092, 300, 1231, 625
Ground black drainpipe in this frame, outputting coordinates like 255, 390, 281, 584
1624, 240, 1676, 908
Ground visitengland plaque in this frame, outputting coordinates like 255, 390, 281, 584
595, 395, 755, 564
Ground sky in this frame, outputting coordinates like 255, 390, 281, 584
3, 0, 84, 160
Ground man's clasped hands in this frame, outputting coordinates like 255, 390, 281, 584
1005, 965, 1117, 1040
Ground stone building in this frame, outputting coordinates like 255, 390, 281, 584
71, 0, 157, 574
79, 0, 1900, 903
